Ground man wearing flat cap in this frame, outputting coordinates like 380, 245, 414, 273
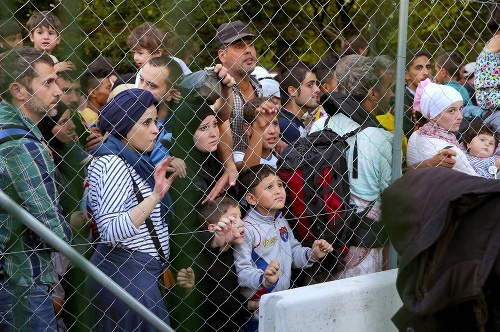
216, 20, 263, 152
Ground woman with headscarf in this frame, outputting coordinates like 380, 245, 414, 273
38, 103, 90, 331
38, 102, 87, 226
86, 88, 178, 331
407, 78, 478, 176
167, 71, 239, 331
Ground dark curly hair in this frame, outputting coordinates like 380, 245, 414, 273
240, 164, 277, 194
463, 122, 499, 150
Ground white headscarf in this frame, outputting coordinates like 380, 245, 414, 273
413, 78, 463, 120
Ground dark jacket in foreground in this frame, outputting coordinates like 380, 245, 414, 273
382, 167, 500, 331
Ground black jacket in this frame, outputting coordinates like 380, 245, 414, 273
320, 91, 380, 128
382, 167, 500, 331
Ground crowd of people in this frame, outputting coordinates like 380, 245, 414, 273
0, 3, 499, 331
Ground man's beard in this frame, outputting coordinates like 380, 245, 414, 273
24, 90, 57, 119
66, 101, 80, 111
232, 62, 256, 80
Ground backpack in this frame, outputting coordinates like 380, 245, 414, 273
0, 125, 57, 249
277, 117, 387, 269
0, 125, 38, 144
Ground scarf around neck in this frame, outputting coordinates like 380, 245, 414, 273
418, 122, 459, 147
92, 134, 172, 218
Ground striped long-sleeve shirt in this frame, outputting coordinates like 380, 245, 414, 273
87, 154, 169, 261
0, 102, 72, 286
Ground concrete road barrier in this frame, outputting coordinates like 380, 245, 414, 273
259, 269, 401, 332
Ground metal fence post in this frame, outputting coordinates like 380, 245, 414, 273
389, 0, 410, 270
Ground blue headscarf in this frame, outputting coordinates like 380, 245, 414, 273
93, 88, 172, 218
98, 88, 158, 138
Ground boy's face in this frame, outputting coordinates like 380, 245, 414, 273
320, 70, 338, 94
261, 114, 279, 150
434, 63, 448, 84
90, 78, 112, 108
56, 76, 82, 111
1, 32, 23, 49
246, 174, 286, 215
467, 133, 497, 158
244, 104, 280, 151
209, 205, 245, 246
30, 25, 60, 54
254, 111, 280, 150
132, 47, 161, 68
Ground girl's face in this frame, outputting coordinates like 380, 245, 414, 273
51, 110, 76, 143
467, 133, 497, 158
431, 100, 463, 132
124, 105, 159, 153
193, 115, 219, 153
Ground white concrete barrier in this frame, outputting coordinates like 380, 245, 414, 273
259, 269, 401, 332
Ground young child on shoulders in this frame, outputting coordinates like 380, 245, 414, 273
234, 164, 333, 332
175, 196, 250, 331
234, 97, 280, 172
463, 122, 500, 179
126, 21, 191, 80
26, 11, 75, 72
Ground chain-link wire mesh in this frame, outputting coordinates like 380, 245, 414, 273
0, 0, 497, 330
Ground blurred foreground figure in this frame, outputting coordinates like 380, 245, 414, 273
382, 167, 500, 332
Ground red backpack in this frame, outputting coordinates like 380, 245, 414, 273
277, 118, 373, 268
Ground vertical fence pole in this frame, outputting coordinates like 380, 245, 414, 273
389, 0, 410, 270
0, 189, 175, 332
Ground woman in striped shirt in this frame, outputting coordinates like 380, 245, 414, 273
86, 88, 179, 331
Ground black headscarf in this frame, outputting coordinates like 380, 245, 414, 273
38, 102, 72, 158
37, 102, 87, 219
167, 72, 224, 332
170, 100, 221, 192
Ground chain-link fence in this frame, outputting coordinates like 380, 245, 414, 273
0, 0, 497, 330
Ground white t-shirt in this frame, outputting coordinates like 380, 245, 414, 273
407, 131, 479, 176
233, 151, 278, 167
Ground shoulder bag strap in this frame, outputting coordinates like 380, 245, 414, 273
130, 174, 168, 266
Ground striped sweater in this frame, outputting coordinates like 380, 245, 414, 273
87, 154, 169, 261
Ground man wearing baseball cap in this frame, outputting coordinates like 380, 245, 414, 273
216, 20, 264, 152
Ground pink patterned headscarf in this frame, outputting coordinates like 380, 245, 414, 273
413, 78, 463, 120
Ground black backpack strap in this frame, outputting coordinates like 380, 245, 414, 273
353, 138, 359, 179
342, 122, 375, 180
0, 126, 38, 145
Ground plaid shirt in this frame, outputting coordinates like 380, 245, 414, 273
231, 76, 263, 152
0, 102, 71, 286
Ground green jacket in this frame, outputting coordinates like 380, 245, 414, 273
0, 102, 71, 286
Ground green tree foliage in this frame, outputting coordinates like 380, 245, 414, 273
0, 0, 494, 76
406, 0, 490, 63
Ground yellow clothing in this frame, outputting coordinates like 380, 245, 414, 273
376, 112, 407, 158
81, 107, 98, 126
